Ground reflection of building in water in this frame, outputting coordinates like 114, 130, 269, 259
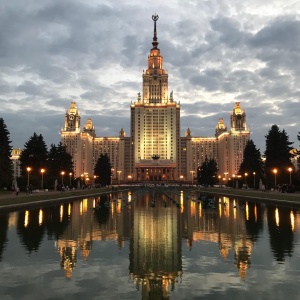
130, 192, 182, 299
56, 195, 122, 278
182, 194, 254, 279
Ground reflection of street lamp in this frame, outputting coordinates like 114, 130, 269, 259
253, 172, 256, 188
117, 170, 121, 185
61, 171, 65, 186
27, 167, 31, 187
273, 169, 277, 189
41, 168, 45, 190
69, 173, 72, 186
288, 167, 292, 184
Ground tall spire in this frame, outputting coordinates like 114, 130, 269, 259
152, 14, 159, 49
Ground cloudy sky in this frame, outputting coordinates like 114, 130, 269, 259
1, 0, 300, 152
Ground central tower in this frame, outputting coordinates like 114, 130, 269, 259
130, 15, 181, 181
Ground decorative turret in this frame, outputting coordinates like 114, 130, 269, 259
215, 118, 227, 137
170, 91, 174, 102
142, 14, 169, 104
137, 92, 141, 102
83, 118, 96, 137
119, 128, 125, 138
185, 128, 192, 138
64, 102, 81, 132
152, 14, 159, 50
230, 102, 247, 131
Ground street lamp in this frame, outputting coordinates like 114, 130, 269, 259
190, 170, 195, 185
41, 168, 45, 190
273, 169, 277, 189
26, 167, 31, 187
224, 172, 228, 184
81, 174, 84, 187
117, 170, 121, 185
232, 174, 236, 188
218, 175, 221, 187
288, 167, 292, 184
69, 172, 72, 186
253, 172, 256, 189
61, 171, 65, 186
245, 173, 248, 187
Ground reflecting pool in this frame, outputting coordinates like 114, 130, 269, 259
0, 188, 300, 299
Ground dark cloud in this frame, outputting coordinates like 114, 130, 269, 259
0, 0, 299, 153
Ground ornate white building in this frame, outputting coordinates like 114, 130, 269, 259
61, 15, 250, 182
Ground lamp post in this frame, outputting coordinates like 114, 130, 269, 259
244, 173, 248, 188
41, 168, 45, 190
69, 172, 72, 187
253, 172, 256, 189
190, 170, 195, 185
26, 167, 31, 188
232, 174, 235, 188
273, 169, 277, 189
288, 167, 292, 184
81, 174, 84, 187
111, 168, 114, 185
117, 170, 121, 185
224, 172, 228, 185
61, 171, 65, 186
128, 175, 132, 182
218, 175, 221, 187
237, 175, 241, 188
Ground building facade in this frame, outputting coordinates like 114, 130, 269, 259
61, 15, 250, 182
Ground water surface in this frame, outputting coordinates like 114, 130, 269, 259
0, 188, 300, 299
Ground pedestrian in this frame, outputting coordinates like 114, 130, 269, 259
16, 187, 19, 196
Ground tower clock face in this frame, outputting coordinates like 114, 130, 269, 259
237, 114, 242, 120
69, 115, 74, 120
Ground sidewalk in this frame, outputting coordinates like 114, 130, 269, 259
0, 187, 114, 210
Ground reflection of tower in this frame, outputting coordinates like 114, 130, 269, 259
130, 191, 182, 299
60, 245, 77, 279
234, 243, 251, 279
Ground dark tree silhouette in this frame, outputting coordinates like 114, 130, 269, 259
19, 133, 48, 189
239, 139, 264, 188
17, 209, 45, 254
197, 157, 218, 186
94, 154, 112, 186
0, 118, 13, 189
47, 143, 74, 188
264, 125, 294, 187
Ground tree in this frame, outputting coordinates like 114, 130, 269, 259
264, 125, 294, 187
238, 140, 264, 188
197, 157, 218, 186
47, 143, 74, 188
0, 118, 13, 189
19, 133, 48, 188
94, 154, 111, 186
